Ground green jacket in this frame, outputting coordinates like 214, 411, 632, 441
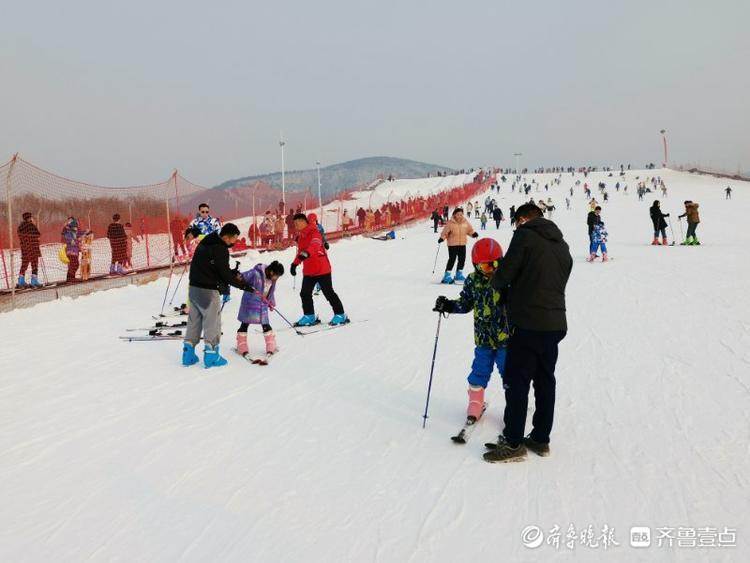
449, 271, 509, 349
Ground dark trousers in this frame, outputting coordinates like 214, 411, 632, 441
433, 218, 439, 233
495, 220, 501, 229
19, 255, 39, 276
445, 245, 466, 272
66, 255, 79, 281
301, 274, 344, 315
502, 328, 566, 446
686, 222, 698, 239
239, 322, 271, 333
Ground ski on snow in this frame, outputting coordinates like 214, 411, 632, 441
126, 321, 187, 332
235, 349, 275, 366
294, 319, 366, 335
451, 402, 488, 444
120, 331, 186, 342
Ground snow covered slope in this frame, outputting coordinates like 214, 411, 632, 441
1, 169, 748, 562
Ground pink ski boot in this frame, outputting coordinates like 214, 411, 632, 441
586, 253, 597, 262
467, 386, 485, 421
602, 252, 609, 262
236, 332, 248, 356
264, 331, 278, 355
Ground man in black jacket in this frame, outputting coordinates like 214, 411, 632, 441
183, 223, 251, 368
485, 204, 573, 463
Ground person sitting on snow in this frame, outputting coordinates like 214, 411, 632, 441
433, 238, 509, 425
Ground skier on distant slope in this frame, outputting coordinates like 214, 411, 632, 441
588, 208, 609, 262
649, 200, 670, 245
433, 238, 509, 435
438, 207, 478, 284
678, 200, 701, 245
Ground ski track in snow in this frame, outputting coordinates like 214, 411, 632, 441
1, 169, 749, 562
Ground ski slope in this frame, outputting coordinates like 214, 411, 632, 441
1, 169, 748, 562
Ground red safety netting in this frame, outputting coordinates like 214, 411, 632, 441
1, 154, 493, 309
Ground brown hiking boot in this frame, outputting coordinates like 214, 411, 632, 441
524, 436, 551, 457
483, 436, 527, 463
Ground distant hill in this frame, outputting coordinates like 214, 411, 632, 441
215, 157, 450, 196
174, 156, 451, 218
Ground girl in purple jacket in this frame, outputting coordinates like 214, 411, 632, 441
236, 261, 285, 359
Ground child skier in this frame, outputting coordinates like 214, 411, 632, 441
236, 261, 285, 362
438, 207, 478, 284
480, 212, 488, 230
588, 218, 609, 262
432, 238, 509, 436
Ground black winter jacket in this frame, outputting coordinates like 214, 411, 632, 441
649, 205, 669, 230
587, 211, 601, 235
189, 232, 248, 294
491, 218, 573, 331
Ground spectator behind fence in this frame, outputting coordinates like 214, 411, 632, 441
17, 212, 42, 288
189, 203, 221, 236
61, 217, 83, 282
170, 215, 188, 258
106, 214, 128, 275
80, 231, 94, 281
285, 210, 296, 240
123, 222, 140, 269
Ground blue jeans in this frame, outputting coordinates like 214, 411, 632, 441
590, 241, 607, 254
468, 346, 507, 388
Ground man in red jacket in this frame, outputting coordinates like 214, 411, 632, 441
290, 213, 348, 326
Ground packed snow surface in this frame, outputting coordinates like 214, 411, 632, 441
1, 169, 748, 562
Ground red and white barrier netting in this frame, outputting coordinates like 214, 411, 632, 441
0, 154, 493, 308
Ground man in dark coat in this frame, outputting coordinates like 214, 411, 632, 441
649, 200, 669, 245
106, 214, 128, 274
485, 203, 573, 463
183, 223, 251, 368
17, 212, 42, 288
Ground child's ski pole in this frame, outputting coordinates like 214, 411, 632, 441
422, 311, 446, 428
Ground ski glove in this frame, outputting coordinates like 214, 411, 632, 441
324, 242, 330, 250
437, 238, 444, 244
290, 263, 297, 276
433, 296, 453, 314
297, 251, 310, 261
471, 232, 479, 238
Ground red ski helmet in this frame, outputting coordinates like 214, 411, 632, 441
471, 238, 503, 265
307, 213, 318, 223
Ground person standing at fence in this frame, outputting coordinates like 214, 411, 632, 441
170, 215, 188, 260
107, 214, 128, 275
289, 213, 348, 327
274, 214, 285, 243
61, 217, 83, 282
182, 223, 250, 368
285, 209, 296, 240
189, 203, 221, 236
80, 231, 94, 281
438, 207, 478, 284
123, 222, 140, 269
17, 212, 42, 288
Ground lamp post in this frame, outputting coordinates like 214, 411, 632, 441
513, 152, 523, 175
316, 160, 323, 226
660, 129, 668, 168
279, 134, 286, 210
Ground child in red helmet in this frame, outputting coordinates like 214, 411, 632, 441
433, 238, 509, 427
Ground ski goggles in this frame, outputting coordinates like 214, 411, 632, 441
475, 261, 498, 274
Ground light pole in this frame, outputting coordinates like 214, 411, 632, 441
660, 129, 668, 168
316, 160, 322, 225
513, 152, 523, 175
279, 134, 286, 210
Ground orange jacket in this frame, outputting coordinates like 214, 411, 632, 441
440, 217, 475, 246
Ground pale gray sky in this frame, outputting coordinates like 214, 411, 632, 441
1, 0, 748, 186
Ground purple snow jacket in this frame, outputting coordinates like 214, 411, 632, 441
237, 263, 277, 325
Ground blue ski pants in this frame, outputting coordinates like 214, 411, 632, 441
468, 346, 507, 388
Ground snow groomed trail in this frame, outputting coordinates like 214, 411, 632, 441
1, 169, 748, 562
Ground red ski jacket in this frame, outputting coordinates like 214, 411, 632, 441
294, 223, 331, 276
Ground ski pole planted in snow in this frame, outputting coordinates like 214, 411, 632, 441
169, 264, 188, 306
422, 311, 446, 428
431, 244, 441, 274
678, 217, 684, 242
159, 268, 174, 316
667, 218, 676, 246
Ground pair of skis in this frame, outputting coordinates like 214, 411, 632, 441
236, 349, 274, 366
